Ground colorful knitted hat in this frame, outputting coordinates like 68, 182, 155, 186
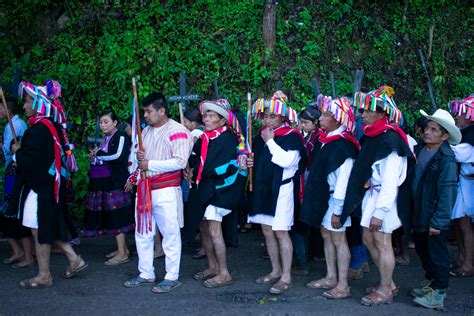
317, 95, 355, 132
252, 91, 299, 124
449, 95, 474, 121
353, 85, 402, 124
18, 80, 67, 124
200, 98, 242, 133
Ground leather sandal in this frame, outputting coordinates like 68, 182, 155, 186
269, 280, 292, 294
193, 270, 217, 281
4, 255, 24, 264
104, 257, 129, 266
123, 276, 155, 288
62, 255, 88, 279
255, 274, 281, 285
322, 287, 352, 299
203, 278, 234, 288
365, 284, 399, 297
450, 267, 474, 278
152, 280, 182, 293
361, 290, 393, 306
20, 276, 53, 289
306, 278, 337, 289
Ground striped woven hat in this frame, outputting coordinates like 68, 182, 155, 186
252, 91, 298, 124
18, 80, 67, 124
353, 85, 402, 124
317, 95, 355, 132
449, 95, 474, 121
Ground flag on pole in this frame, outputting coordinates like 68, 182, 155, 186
128, 97, 139, 174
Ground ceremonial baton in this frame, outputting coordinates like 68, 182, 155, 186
0, 86, 18, 145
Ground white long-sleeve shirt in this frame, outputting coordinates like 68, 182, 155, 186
266, 138, 301, 180
321, 125, 355, 216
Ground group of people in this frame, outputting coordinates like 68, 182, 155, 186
0, 78, 472, 310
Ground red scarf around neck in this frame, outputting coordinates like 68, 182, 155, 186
362, 117, 408, 145
260, 124, 305, 143
319, 128, 361, 151
28, 116, 62, 203
196, 126, 228, 185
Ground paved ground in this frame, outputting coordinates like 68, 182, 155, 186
0, 230, 473, 316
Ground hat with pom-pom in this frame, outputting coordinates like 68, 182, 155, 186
18, 80, 67, 124
449, 95, 474, 121
317, 95, 355, 132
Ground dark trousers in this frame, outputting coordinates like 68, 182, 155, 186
413, 230, 449, 290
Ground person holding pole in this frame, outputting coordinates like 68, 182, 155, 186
124, 91, 192, 294
0, 95, 32, 269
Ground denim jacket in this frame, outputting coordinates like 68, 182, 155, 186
412, 142, 458, 232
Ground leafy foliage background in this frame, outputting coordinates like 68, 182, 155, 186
1, 0, 472, 218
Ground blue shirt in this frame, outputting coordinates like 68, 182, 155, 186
3, 115, 28, 166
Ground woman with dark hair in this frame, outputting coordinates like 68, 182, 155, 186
183, 108, 205, 142
84, 110, 134, 265
299, 107, 322, 178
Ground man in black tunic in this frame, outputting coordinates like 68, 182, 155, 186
300, 96, 359, 299
186, 99, 247, 288
8, 80, 86, 288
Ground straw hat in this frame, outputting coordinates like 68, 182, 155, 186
420, 109, 461, 145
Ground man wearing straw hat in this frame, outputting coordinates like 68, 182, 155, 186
123, 92, 192, 293
300, 95, 359, 299
410, 108, 461, 309
248, 91, 306, 295
340, 86, 414, 306
186, 99, 247, 288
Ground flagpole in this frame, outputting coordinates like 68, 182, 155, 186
132, 78, 145, 180
247, 92, 253, 192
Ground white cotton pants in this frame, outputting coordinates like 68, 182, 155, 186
135, 187, 182, 281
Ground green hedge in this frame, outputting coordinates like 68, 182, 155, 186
1, 0, 472, 219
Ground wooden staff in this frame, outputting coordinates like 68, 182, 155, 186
132, 78, 146, 179
178, 102, 184, 125
247, 92, 253, 192
0, 86, 18, 145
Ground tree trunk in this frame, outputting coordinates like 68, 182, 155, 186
262, 0, 276, 57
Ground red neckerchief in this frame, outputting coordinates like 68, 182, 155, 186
259, 124, 305, 143
362, 117, 408, 145
28, 116, 62, 203
319, 128, 361, 151
196, 126, 228, 185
